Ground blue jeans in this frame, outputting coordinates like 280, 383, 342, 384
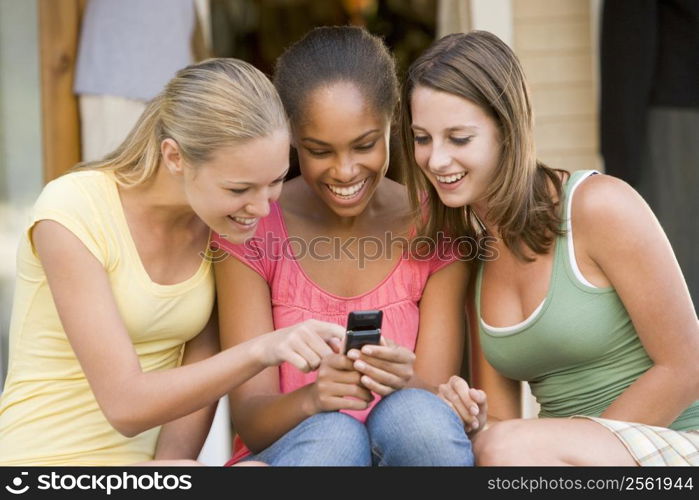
242, 388, 474, 466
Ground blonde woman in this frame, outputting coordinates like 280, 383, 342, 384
0, 58, 344, 466
401, 31, 699, 466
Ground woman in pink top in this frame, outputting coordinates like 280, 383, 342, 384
213, 27, 475, 466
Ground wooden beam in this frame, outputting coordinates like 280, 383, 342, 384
38, 0, 86, 183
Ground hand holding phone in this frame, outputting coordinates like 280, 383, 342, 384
344, 310, 416, 397
306, 311, 379, 413
343, 310, 382, 354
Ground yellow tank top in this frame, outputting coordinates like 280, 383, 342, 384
0, 170, 214, 465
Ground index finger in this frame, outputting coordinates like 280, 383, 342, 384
309, 320, 346, 342
303, 330, 336, 358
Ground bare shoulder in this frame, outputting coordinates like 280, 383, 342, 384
572, 173, 662, 256
572, 173, 652, 227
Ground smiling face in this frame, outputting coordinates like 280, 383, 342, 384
410, 85, 501, 211
293, 82, 391, 218
183, 129, 290, 243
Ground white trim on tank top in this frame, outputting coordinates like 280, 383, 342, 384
567, 170, 600, 289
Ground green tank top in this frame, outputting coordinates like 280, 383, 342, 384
476, 169, 699, 431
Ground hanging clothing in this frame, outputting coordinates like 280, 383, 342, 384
599, 0, 699, 186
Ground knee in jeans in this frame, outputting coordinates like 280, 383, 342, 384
367, 389, 473, 466
254, 411, 370, 466
370, 389, 463, 444
374, 389, 444, 417
306, 411, 368, 446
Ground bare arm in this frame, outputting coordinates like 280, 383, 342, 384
576, 174, 699, 425
154, 311, 220, 460
468, 265, 521, 423
470, 343, 521, 422
412, 260, 470, 389
215, 255, 310, 453
34, 220, 342, 438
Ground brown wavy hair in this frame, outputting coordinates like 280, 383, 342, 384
400, 31, 568, 261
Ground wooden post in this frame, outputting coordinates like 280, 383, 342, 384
38, 0, 86, 183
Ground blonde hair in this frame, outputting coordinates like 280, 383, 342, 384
75, 58, 288, 186
400, 31, 568, 261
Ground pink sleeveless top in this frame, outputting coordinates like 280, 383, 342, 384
212, 201, 458, 462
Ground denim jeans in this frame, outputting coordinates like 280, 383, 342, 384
242, 388, 474, 466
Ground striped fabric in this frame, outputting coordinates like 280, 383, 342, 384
580, 416, 699, 466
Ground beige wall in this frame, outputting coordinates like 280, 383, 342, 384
513, 0, 601, 173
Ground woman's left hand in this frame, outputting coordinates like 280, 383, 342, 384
346, 337, 415, 396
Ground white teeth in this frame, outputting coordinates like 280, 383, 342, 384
327, 179, 367, 198
231, 216, 257, 226
436, 172, 466, 184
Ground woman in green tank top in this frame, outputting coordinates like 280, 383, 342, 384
399, 31, 699, 466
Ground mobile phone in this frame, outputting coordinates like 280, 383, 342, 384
343, 310, 383, 354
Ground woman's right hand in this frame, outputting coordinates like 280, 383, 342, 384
255, 319, 345, 372
308, 352, 374, 413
